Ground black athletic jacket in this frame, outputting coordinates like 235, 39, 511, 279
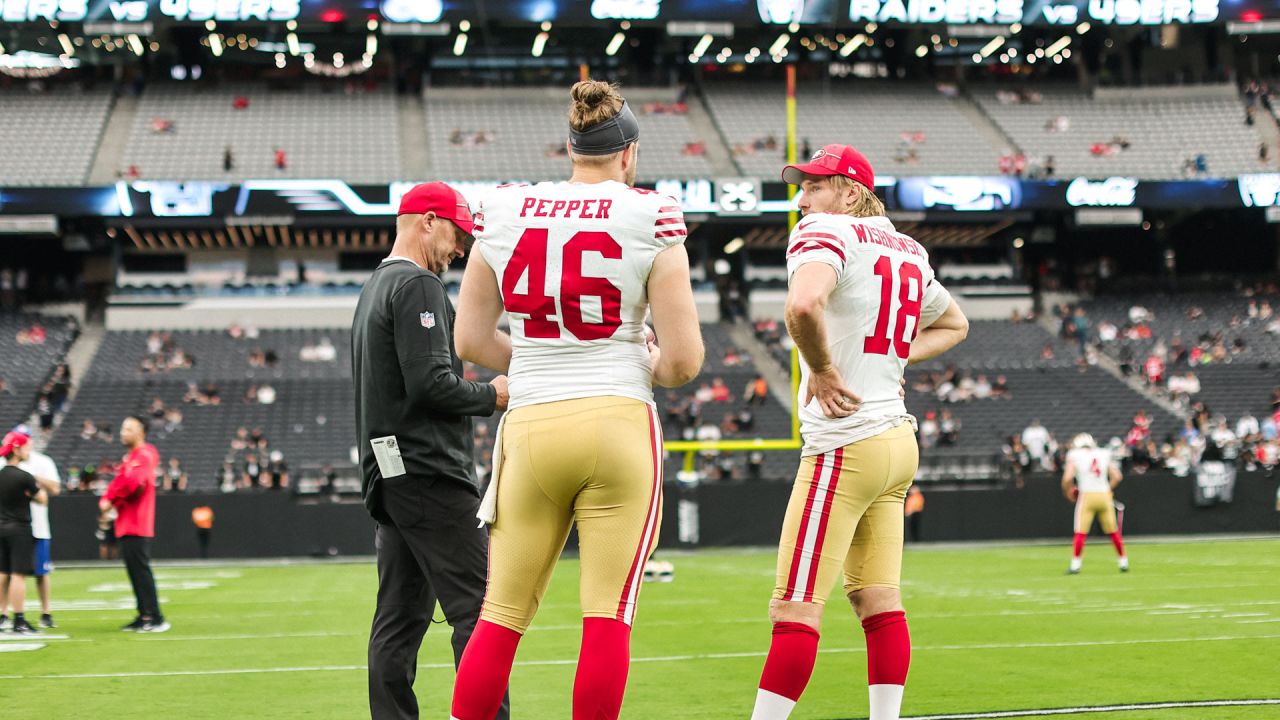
352, 257, 497, 522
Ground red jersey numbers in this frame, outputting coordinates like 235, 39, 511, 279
501, 228, 623, 342
863, 255, 924, 359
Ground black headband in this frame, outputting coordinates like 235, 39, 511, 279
568, 100, 640, 156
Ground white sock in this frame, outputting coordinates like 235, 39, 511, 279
869, 684, 905, 720
751, 689, 797, 720
1069, 557, 1082, 571
1118, 556, 1129, 568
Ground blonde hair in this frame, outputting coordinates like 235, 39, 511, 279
830, 175, 886, 218
568, 79, 626, 166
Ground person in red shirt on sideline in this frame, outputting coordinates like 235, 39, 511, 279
100, 416, 168, 633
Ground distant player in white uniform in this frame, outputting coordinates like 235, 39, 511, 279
751, 145, 969, 720
1062, 433, 1128, 574
449, 80, 704, 720
0, 424, 60, 630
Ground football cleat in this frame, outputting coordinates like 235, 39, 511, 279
40, 614, 56, 629
1118, 557, 1130, 572
138, 619, 171, 633
0, 614, 9, 631
121, 616, 147, 632
11, 618, 40, 635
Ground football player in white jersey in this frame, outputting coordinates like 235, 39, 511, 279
449, 80, 704, 720
1062, 433, 1128, 574
751, 145, 969, 720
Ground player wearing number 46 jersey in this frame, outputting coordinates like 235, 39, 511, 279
751, 145, 969, 720
449, 80, 704, 720
1062, 434, 1128, 574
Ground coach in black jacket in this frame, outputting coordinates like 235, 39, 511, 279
353, 181, 511, 720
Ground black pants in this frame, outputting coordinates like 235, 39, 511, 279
369, 476, 509, 720
120, 536, 161, 620
196, 528, 211, 559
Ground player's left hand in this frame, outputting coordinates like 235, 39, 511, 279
1065, 487, 1079, 502
806, 366, 861, 419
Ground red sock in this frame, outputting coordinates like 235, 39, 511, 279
573, 618, 632, 720
758, 621, 820, 701
451, 620, 522, 720
1072, 533, 1087, 558
1110, 532, 1126, 556
862, 611, 910, 686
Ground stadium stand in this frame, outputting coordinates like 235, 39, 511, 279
1078, 291, 1280, 420
0, 86, 113, 186
119, 82, 401, 182
423, 87, 713, 182
975, 85, 1262, 180
47, 327, 354, 489
0, 313, 78, 431
703, 81, 1002, 177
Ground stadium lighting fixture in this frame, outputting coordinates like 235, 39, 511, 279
839, 34, 865, 57
366, 34, 377, 56
128, 34, 144, 55
58, 34, 74, 56
865, 22, 877, 33
453, 32, 468, 56
287, 33, 300, 56
688, 53, 698, 63
286, 20, 296, 31
367, 19, 378, 31
693, 34, 714, 57
275, 52, 286, 68
1027, 54, 1036, 64
1062, 48, 1072, 58
205, 20, 215, 31
532, 31, 549, 57
304, 53, 314, 68
460, 20, 471, 31
768, 33, 790, 56
210, 33, 223, 57
1008, 47, 1018, 57
979, 35, 1005, 57
972, 52, 982, 62
606, 32, 625, 56
724, 237, 744, 254
1010, 23, 1022, 33
1053, 55, 1063, 64
1045, 36, 1071, 56
541, 21, 552, 31
1077, 22, 1091, 34
788, 22, 799, 32
915, 45, 927, 57
333, 52, 344, 68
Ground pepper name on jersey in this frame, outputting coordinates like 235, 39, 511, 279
476, 181, 686, 410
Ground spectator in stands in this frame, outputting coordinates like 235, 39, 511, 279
274, 148, 287, 170
256, 384, 276, 405
266, 450, 289, 490
241, 453, 262, 489
1043, 155, 1056, 178
1143, 353, 1165, 386
939, 409, 960, 446
1021, 419, 1051, 467
694, 383, 713, 404
719, 412, 739, 437
233, 95, 249, 110
163, 458, 187, 492
696, 419, 722, 455
1040, 343, 1055, 361
80, 419, 97, 441
163, 407, 183, 434
736, 407, 755, 432
918, 411, 939, 449
744, 375, 769, 406
972, 375, 993, 401
1003, 435, 1031, 488
218, 462, 237, 493
747, 451, 764, 481
710, 377, 730, 403
15, 322, 46, 345
36, 390, 53, 434
223, 146, 234, 172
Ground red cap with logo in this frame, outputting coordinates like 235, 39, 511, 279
397, 181, 476, 236
782, 144, 875, 191
1, 431, 30, 457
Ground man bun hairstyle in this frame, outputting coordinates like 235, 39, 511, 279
568, 80, 624, 132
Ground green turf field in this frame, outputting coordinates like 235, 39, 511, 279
2, 538, 1278, 719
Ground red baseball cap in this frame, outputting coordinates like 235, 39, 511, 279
397, 182, 475, 236
1, 431, 30, 457
782, 143, 875, 191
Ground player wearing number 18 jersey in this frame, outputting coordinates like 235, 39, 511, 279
449, 80, 704, 720
751, 145, 969, 720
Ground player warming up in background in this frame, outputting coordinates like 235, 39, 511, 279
448, 80, 704, 720
751, 145, 969, 720
1062, 433, 1128, 574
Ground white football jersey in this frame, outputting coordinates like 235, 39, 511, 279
787, 213, 952, 456
476, 180, 686, 410
1067, 447, 1114, 494
20, 450, 60, 540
